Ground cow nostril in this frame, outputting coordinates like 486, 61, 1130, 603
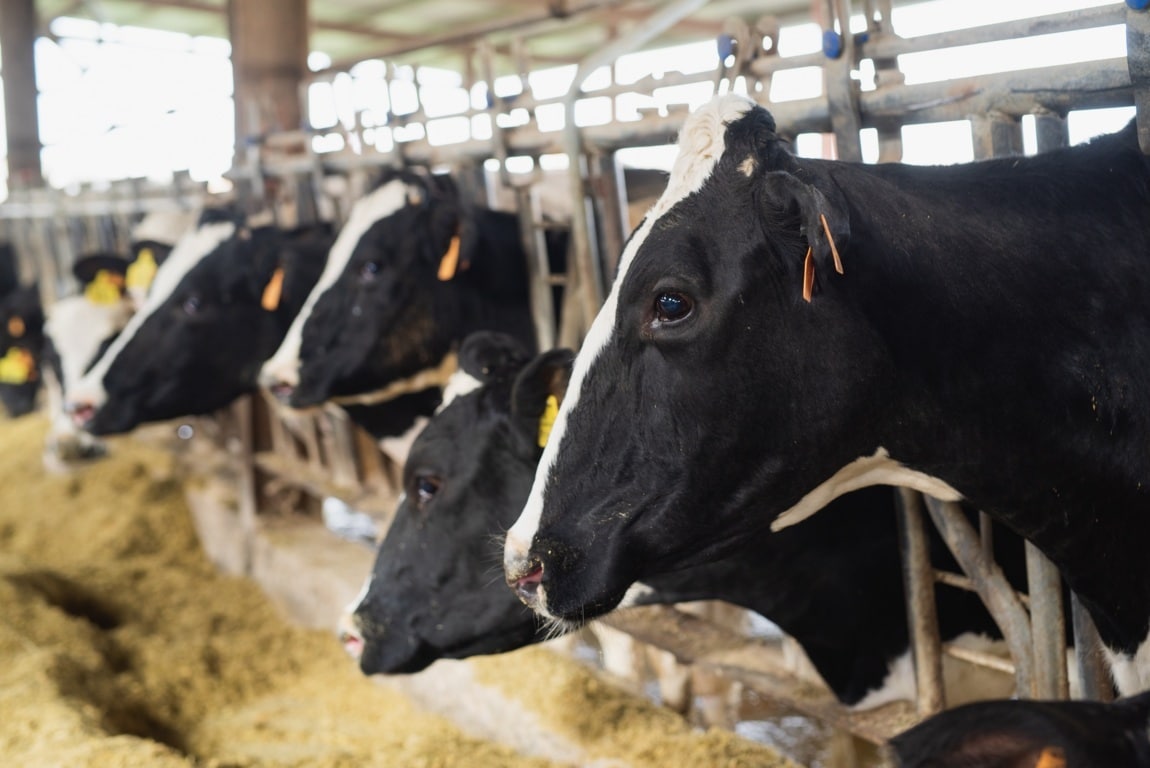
69, 402, 96, 428
269, 382, 295, 402
512, 562, 544, 605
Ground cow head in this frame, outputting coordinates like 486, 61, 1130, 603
259, 168, 500, 408
67, 212, 329, 435
342, 332, 573, 674
503, 94, 900, 624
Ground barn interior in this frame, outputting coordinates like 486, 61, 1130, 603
0, 1, 1147, 766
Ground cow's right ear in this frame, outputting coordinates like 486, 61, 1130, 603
510, 348, 575, 450
760, 170, 850, 302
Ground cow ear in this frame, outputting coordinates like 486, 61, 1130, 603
242, 227, 287, 310
760, 171, 850, 302
510, 348, 575, 449
73, 253, 130, 287
458, 331, 532, 384
424, 173, 468, 280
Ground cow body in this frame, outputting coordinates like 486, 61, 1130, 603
888, 691, 1150, 768
504, 95, 1150, 693
258, 169, 552, 451
345, 332, 1037, 707
67, 215, 330, 435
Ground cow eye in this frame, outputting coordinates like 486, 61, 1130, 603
183, 295, 202, 315
414, 474, 441, 508
359, 260, 380, 281
654, 291, 693, 324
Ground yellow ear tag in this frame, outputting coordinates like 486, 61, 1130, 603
437, 235, 462, 281
0, 347, 35, 384
7, 316, 24, 339
261, 267, 285, 311
126, 248, 158, 291
537, 394, 559, 448
84, 270, 124, 305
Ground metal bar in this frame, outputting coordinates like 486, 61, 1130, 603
561, 0, 709, 341
934, 570, 978, 594
978, 511, 994, 564
943, 644, 1016, 676
826, 0, 863, 161
971, 111, 1023, 160
0, 0, 44, 189
923, 496, 1035, 697
1127, 4, 1150, 154
896, 488, 945, 716
1071, 592, 1114, 702
1025, 541, 1069, 699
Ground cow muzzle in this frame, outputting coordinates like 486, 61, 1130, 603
338, 612, 366, 661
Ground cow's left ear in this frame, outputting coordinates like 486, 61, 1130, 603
510, 348, 575, 450
760, 170, 850, 302
237, 227, 284, 310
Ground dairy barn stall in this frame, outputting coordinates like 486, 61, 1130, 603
0, 0, 1148, 766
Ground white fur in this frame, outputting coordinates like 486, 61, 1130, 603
505, 94, 757, 568
377, 417, 429, 466
1103, 633, 1150, 695
259, 180, 411, 390
771, 448, 963, 533
67, 221, 236, 408
44, 296, 134, 401
436, 369, 483, 413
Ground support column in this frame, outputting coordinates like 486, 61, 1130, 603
226, 0, 309, 156
0, 0, 44, 189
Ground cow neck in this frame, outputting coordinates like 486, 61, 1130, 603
329, 352, 458, 407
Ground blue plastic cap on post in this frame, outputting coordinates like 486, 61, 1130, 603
822, 29, 843, 59
717, 33, 735, 61
1128, 0, 1150, 10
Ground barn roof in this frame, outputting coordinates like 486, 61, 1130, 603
33, 0, 816, 73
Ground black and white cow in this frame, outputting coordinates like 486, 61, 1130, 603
888, 691, 1150, 768
66, 212, 331, 435
344, 331, 1037, 708
42, 253, 137, 460
258, 168, 552, 450
504, 95, 1150, 694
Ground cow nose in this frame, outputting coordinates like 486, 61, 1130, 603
68, 401, 96, 429
509, 560, 544, 606
338, 613, 366, 660
268, 381, 295, 403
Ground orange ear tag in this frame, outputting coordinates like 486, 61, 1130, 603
1035, 747, 1066, 768
437, 235, 462, 282
7, 316, 25, 338
261, 267, 285, 311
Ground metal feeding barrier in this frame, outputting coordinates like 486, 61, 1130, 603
3, 0, 1146, 753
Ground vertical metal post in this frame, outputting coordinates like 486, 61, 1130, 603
924, 497, 1035, 697
1070, 592, 1113, 702
895, 488, 946, 715
1025, 541, 1068, 699
589, 151, 629, 282
1127, 4, 1150, 154
826, 0, 863, 161
0, 0, 44, 189
971, 111, 1022, 160
1032, 110, 1068, 154
231, 394, 258, 574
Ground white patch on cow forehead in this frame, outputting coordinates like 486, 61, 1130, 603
46, 296, 133, 393
69, 221, 236, 403
436, 369, 483, 413
770, 448, 964, 533
507, 94, 756, 554
261, 180, 413, 384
